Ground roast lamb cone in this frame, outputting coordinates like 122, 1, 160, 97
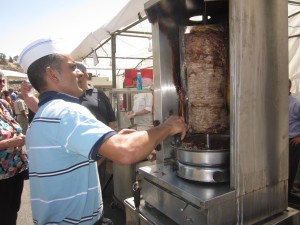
185, 24, 229, 134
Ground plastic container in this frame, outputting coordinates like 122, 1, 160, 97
137, 70, 143, 90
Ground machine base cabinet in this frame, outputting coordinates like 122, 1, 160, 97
125, 197, 178, 225
124, 165, 300, 225
125, 197, 300, 225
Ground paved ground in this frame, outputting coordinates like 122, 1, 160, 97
17, 180, 32, 225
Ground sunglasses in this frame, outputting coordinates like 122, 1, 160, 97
0, 79, 5, 84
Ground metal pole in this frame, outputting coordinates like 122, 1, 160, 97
111, 34, 117, 88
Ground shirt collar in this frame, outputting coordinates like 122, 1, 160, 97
87, 84, 94, 91
38, 91, 79, 107
83, 84, 94, 96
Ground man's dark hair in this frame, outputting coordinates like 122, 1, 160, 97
75, 62, 87, 73
27, 54, 64, 92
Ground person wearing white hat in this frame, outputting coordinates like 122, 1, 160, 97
18, 38, 187, 225
21, 62, 116, 189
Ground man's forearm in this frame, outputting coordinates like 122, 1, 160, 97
23, 95, 39, 113
134, 109, 150, 116
100, 125, 171, 164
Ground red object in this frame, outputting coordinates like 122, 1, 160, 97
124, 69, 153, 87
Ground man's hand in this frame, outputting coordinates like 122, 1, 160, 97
127, 111, 135, 119
163, 116, 187, 140
20, 80, 32, 98
290, 136, 300, 145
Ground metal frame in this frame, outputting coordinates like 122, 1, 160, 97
82, 16, 152, 88
129, 0, 298, 224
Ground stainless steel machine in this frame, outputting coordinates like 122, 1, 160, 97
110, 88, 155, 207
125, 0, 300, 224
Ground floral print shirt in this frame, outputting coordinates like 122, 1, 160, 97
0, 99, 28, 180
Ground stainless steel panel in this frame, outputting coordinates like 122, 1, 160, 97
229, 0, 289, 222
176, 149, 229, 166
255, 207, 300, 225
142, 179, 207, 224
241, 181, 287, 224
139, 164, 236, 208
229, 0, 288, 190
141, 178, 239, 224
125, 197, 178, 225
114, 160, 155, 204
140, 217, 153, 225
151, 22, 179, 163
113, 163, 135, 204
139, 171, 298, 224
176, 162, 230, 183
125, 198, 140, 225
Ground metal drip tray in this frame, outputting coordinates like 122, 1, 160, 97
176, 162, 230, 183
176, 148, 229, 166
174, 133, 230, 166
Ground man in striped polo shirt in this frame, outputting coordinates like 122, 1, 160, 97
18, 38, 187, 225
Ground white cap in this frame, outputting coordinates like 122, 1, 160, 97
18, 38, 69, 72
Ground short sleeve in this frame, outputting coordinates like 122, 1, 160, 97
57, 104, 114, 159
144, 93, 153, 112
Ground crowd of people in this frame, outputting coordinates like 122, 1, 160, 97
0, 82, 30, 134
0, 70, 28, 225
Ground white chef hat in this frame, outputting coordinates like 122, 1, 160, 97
18, 38, 69, 73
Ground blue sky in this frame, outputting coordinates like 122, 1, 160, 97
0, 0, 129, 57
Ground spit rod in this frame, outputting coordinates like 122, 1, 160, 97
206, 133, 210, 149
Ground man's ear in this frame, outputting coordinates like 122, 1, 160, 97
45, 66, 59, 83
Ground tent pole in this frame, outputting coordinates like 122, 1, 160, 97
111, 34, 117, 88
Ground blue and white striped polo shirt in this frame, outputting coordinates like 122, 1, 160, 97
26, 91, 117, 225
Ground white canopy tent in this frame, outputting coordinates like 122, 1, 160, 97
1, 70, 27, 79
70, 0, 152, 88
71, 0, 149, 60
1, 69, 28, 90
71, 0, 296, 89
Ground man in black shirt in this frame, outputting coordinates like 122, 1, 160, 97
76, 62, 116, 129
76, 62, 116, 189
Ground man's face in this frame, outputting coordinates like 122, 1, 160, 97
54, 55, 84, 97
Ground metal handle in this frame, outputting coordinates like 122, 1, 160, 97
180, 203, 188, 212
169, 110, 182, 146
174, 133, 182, 146
153, 120, 162, 151
133, 181, 141, 210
